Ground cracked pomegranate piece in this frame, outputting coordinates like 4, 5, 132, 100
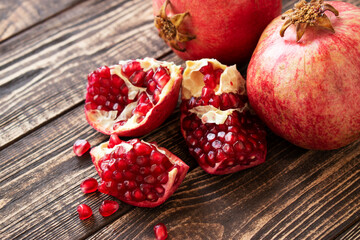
85, 58, 182, 136
99, 200, 119, 217
80, 178, 98, 194
180, 59, 267, 175
90, 135, 189, 207
154, 223, 168, 240
77, 204, 92, 220
73, 139, 91, 156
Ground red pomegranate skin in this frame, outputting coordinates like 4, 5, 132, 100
153, 0, 282, 64
246, 1, 360, 150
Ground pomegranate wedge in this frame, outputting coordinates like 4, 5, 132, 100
180, 59, 267, 174
85, 58, 182, 136
90, 135, 189, 208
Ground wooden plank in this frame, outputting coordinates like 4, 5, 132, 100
0, 0, 85, 42
0, 101, 194, 239
87, 138, 360, 240
0, 0, 170, 149
336, 221, 360, 240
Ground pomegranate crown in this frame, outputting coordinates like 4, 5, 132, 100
280, 0, 339, 41
154, 0, 196, 52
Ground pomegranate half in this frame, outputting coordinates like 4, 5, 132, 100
181, 59, 267, 175
90, 135, 189, 207
153, 0, 282, 64
85, 58, 182, 136
247, 0, 360, 150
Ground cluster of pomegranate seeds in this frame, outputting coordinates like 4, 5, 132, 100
99, 200, 119, 217
73, 139, 91, 156
97, 136, 176, 204
182, 111, 266, 171
77, 204, 93, 220
85, 61, 171, 122
80, 178, 98, 194
154, 223, 168, 240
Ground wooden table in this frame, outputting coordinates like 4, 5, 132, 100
1, 0, 359, 239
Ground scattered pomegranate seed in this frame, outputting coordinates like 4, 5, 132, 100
80, 178, 98, 194
77, 204, 93, 220
154, 223, 168, 240
99, 200, 119, 217
73, 139, 91, 156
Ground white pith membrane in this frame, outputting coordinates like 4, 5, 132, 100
91, 140, 178, 198
183, 59, 247, 125
86, 57, 182, 133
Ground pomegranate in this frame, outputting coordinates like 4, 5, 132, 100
90, 135, 189, 207
247, 0, 360, 150
99, 200, 119, 217
73, 139, 91, 156
180, 59, 267, 175
153, 0, 282, 64
85, 58, 182, 136
77, 204, 92, 220
154, 223, 168, 240
80, 178, 98, 194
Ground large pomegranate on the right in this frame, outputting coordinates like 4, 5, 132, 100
247, 0, 360, 150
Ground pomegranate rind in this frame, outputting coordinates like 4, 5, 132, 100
90, 139, 189, 208
85, 58, 183, 136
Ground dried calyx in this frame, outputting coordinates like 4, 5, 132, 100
280, 0, 339, 41
154, 0, 195, 51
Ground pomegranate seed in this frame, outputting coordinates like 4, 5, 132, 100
156, 74, 170, 89
134, 142, 152, 155
154, 223, 168, 240
130, 71, 146, 86
108, 134, 122, 148
214, 69, 223, 84
204, 74, 217, 89
122, 61, 141, 78
73, 139, 91, 156
199, 62, 213, 75
80, 178, 98, 194
147, 80, 157, 93
77, 204, 93, 220
145, 69, 154, 82
150, 151, 167, 165
98, 66, 111, 78
99, 200, 119, 217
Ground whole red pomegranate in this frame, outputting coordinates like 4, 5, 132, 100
85, 58, 182, 136
247, 0, 360, 150
181, 59, 267, 174
153, 0, 282, 64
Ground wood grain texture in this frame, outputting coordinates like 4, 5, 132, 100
0, 0, 85, 42
336, 221, 360, 240
0, 0, 170, 149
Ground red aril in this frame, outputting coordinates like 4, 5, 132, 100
77, 204, 92, 220
99, 200, 119, 217
90, 135, 189, 207
181, 59, 267, 174
73, 139, 91, 156
85, 58, 182, 136
154, 223, 168, 240
80, 178, 98, 194
153, 0, 282, 64
247, 1, 360, 150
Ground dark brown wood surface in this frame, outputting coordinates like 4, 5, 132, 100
0, 0, 359, 239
